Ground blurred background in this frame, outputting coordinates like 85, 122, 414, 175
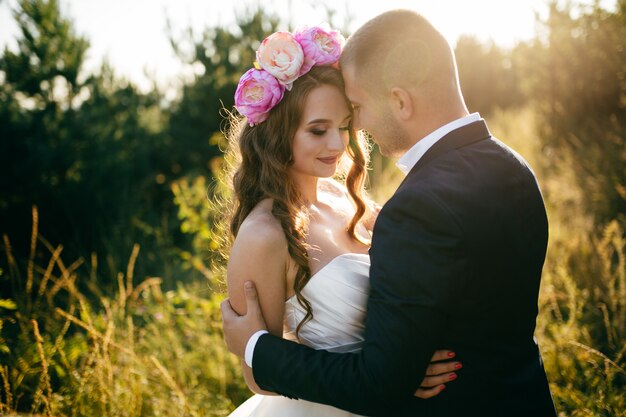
0, 0, 624, 415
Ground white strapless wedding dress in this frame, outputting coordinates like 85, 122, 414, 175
228, 253, 370, 417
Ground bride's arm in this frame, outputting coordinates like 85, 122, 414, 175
227, 215, 290, 395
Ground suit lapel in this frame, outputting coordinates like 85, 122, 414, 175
406, 119, 492, 178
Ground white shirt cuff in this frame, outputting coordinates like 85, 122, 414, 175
245, 330, 269, 368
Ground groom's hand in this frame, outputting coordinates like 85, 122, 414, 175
414, 350, 463, 399
220, 281, 268, 358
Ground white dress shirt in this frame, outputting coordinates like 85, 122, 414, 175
396, 112, 481, 175
243, 112, 482, 368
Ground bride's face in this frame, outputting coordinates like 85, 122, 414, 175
289, 84, 351, 180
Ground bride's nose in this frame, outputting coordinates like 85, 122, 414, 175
327, 130, 346, 152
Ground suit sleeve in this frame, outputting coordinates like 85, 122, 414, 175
252, 186, 467, 415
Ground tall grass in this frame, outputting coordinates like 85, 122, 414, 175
489, 107, 625, 416
0, 107, 624, 416
0, 207, 246, 416
537, 220, 625, 416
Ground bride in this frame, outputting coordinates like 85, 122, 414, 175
224, 26, 460, 416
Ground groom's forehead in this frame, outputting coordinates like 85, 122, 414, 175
345, 85, 367, 107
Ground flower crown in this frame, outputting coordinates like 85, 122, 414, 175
234, 24, 345, 126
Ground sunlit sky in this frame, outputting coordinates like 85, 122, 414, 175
0, 0, 614, 93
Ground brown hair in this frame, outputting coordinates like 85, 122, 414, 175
225, 66, 370, 338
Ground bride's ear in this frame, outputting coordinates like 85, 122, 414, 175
388, 87, 414, 121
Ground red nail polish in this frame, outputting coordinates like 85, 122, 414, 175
447, 351, 456, 358
454, 362, 463, 369
449, 373, 457, 381
439, 385, 446, 391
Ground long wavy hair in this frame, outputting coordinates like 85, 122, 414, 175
224, 66, 370, 338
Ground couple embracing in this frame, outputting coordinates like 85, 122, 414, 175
220, 9, 557, 417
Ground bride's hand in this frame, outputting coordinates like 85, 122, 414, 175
414, 350, 462, 399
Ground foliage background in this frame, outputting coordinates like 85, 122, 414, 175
0, 0, 624, 415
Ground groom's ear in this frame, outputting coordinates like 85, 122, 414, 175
389, 87, 414, 121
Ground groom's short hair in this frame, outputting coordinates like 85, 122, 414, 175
341, 10, 459, 100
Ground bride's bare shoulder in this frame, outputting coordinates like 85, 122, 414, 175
229, 199, 288, 264
231, 199, 287, 259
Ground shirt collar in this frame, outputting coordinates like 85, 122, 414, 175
396, 112, 481, 175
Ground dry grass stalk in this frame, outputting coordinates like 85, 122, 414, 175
31, 320, 53, 416
2, 234, 20, 281
130, 277, 162, 303
150, 355, 189, 412
117, 272, 127, 311
37, 245, 63, 298
567, 341, 626, 375
54, 308, 134, 356
52, 304, 75, 370
126, 316, 135, 353
0, 365, 13, 412
47, 257, 84, 304
26, 206, 38, 301
126, 244, 140, 296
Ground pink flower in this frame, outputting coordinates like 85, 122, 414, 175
256, 31, 305, 89
234, 68, 285, 126
295, 25, 344, 74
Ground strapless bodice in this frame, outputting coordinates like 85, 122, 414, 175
227, 253, 371, 417
283, 253, 370, 352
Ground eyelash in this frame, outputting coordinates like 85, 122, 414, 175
310, 125, 351, 136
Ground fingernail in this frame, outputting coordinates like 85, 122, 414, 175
245, 281, 252, 289
439, 385, 446, 391
449, 373, 457, 381
454, 362, 463, 370
447, 351, 456, 358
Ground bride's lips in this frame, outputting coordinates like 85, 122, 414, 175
317, 156, 339, 165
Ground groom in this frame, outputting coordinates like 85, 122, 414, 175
221, 10, 556, 417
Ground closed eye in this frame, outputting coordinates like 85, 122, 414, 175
311, 129, 327, 136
